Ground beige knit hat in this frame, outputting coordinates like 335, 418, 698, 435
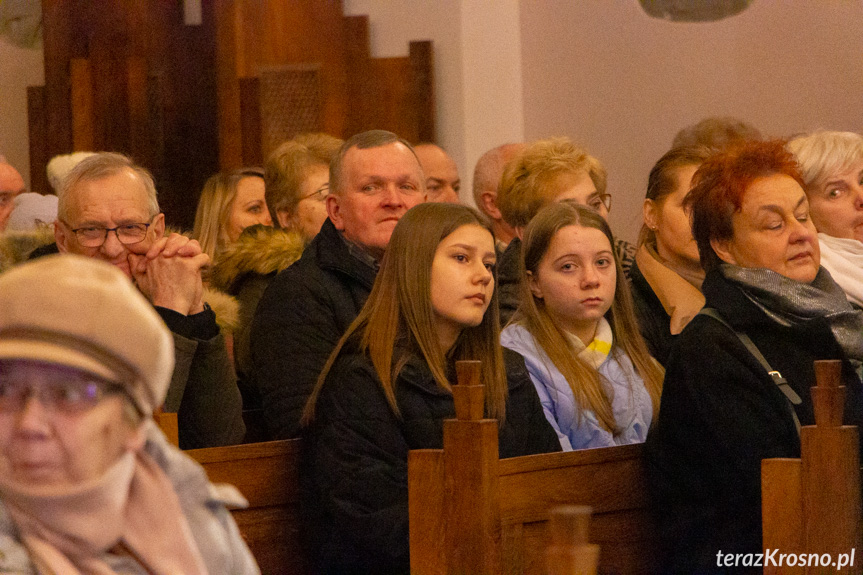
0, 255, 174, 415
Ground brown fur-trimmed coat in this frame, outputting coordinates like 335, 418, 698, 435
211, 225, 306, 409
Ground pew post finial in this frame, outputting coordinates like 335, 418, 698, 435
812, 359, 845, 428
454, 360, 484, 420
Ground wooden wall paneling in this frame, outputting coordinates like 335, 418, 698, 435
258, 64, 322, 159
86, 1, 131, 154
214, 0, 244, 169
343, 15, 372, 138
216, 0, 350, 171
252, 0, 348, 138
40, 0, 77, 179
409, 41, 435, 143
70, 58, 94, 152
155, 0, 220, 230
239, 77, 262, 167
26, 87, 48, 194
367, 57, 414, 141
127, 57, 150, 166
145, 72, 166, 180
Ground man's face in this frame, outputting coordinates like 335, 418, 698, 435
414, 144, 461, 203
326, 142, 425, 259
55, 169, 165, 278
0, 163, 26, 232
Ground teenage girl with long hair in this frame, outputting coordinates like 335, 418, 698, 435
300, 202, 558, 574
501, 201, 664, 451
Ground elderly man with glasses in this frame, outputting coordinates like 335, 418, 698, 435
51, 152, 244, 449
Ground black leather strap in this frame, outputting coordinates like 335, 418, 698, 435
699, 307, 802, 436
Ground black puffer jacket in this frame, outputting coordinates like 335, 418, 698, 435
250, 219, 376, 439
301, 345, 561, 575
646, 268, 863, 573
210, 225, 306, 410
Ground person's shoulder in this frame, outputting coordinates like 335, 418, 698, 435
501, 323, 537, 357
0, 502, 34, 573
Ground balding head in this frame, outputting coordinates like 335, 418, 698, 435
0, 162, 26, 232
414, 143, 460, 204
472, 143, 524, 246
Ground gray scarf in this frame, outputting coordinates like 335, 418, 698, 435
720, 264, 863, 363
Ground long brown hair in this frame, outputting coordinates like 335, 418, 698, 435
302, 203, 508, 425
515, 202, 664, 432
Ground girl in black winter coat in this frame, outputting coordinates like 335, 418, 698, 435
300, 202, 560, 574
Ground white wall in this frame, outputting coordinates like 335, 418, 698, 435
343, 0, 525, 206
0, 37, 44, 190
520, 0, 863, 242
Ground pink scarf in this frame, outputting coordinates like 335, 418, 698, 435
0, 449, 209, 575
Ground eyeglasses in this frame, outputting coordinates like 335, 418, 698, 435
300, 183, 329, 202
586, 194, 612, 213
0, 376, 126, 414
66, 219, 154, 248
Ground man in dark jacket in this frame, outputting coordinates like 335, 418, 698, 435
53, 152, 245, 449
251, 130, 426, 439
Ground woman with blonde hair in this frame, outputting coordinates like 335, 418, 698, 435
264, 132, 343, 241
501, 201, 663, 451
495, 137, 635, 326
192, 167, 271, 261
210, 135, 340, 412
300, 202, 559, 574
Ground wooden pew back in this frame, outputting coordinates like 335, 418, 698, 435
762, 360, 862, 574
408, 361, 658, 575
187, 439, 312, 575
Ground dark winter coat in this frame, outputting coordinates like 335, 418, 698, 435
645, 268, 863, 573
629, 258, 676, 366
250, 218, 376, 439
210, 225, 306, 409
301, 345, 561, 574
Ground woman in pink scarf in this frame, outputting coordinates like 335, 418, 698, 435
0, 254, 259, 574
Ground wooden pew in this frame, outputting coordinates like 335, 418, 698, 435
408, 361, 659, 575
187, 439, 312, 575
762, 360, 862, 574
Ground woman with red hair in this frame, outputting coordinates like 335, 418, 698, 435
646, 140, 863, 572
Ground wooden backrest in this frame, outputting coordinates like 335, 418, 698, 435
762, 360, 862, 574
186, 439, 312, 575
408, 361, 658, 575
153, 411, 179, 447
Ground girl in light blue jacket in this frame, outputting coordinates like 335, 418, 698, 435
501, 202, 664, 451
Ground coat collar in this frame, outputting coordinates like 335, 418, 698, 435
314, 219, 377, 290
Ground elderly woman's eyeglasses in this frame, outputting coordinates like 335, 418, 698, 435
586, 193, 612, 213
64, 220, 153, 248
0, 377, 126, 413
300, 183, 329, 203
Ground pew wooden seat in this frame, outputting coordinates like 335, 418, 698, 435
187, 439, 312, 575
408, 361, 659, 575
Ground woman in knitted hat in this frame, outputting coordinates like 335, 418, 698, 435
0, 254, 259, 574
